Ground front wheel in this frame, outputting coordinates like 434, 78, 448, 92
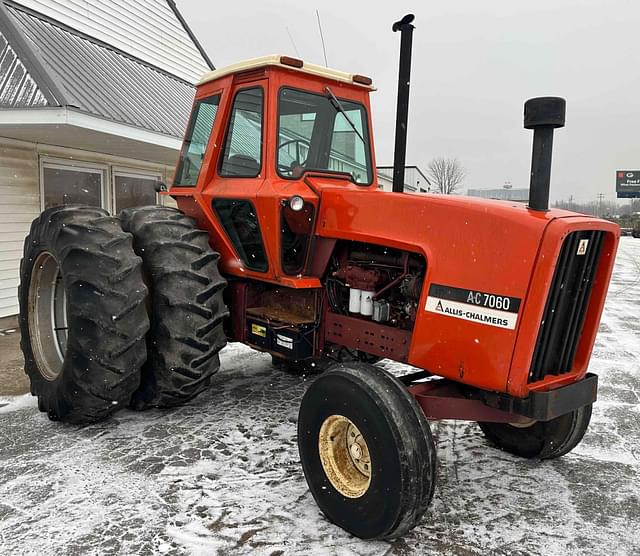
297, 362, 437, 540
478, 404, 592, 459
272, 346, 381, 375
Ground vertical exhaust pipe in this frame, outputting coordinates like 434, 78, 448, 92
392, 14, 415, 193
524, 96, 566, 211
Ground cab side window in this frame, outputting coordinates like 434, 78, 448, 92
281, 202, 315, 275
174, 94, 220, 186
219, 88, 264, 178
212, 199, 268, 272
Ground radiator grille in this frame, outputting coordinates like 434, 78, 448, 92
528, 230, 605, 383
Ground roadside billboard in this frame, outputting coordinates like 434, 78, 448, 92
616, 170, 640, 198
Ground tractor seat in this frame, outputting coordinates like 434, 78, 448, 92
223, 154, 260, 177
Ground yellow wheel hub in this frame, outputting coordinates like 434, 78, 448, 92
318, 415, 372, 498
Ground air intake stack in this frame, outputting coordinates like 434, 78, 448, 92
524, 96, 566, 211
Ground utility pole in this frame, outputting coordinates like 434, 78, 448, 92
597, 193, 605, 217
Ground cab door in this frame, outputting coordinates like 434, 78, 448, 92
202, 81, 276, 280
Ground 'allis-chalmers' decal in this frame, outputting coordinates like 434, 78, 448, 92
425, 284, 521, 330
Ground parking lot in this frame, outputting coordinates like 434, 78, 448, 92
0, 237, 638, 556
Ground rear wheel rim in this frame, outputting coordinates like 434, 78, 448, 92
28, 251, 68, 381
318, 415, 372, 498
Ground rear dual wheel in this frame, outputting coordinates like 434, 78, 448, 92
298, 362, 437, 539
20, 205, 228, 423
19, 206, 149, 423
120, 206, 228, 409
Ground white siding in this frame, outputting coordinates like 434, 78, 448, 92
13, 0, 210, 83
377, 167, 430, 193
0, 138, 178, 317
0, 142, 39, 318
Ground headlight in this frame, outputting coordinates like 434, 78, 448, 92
288, 195, 305, 211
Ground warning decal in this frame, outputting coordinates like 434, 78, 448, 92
276, 334, 294, 350
425, 283, 521, 330
251, 323, 266, 337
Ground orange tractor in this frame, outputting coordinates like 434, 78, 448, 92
19, 15, 619, 539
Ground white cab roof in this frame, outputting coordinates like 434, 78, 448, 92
198, 55, 374, 89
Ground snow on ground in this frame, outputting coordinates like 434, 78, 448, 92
0, 238, 638, 556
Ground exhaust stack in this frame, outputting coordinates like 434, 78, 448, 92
524, 97, 566, 211
391, 14, 415, 194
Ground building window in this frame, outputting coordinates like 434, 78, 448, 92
41, 160, 106, 210
113, 169, 160, 212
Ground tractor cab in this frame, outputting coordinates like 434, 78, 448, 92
169, 55, 378, 285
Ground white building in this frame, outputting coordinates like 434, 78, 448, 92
467, 185, 529, 202
377, 165, 430, 193
0, 0, 213, 317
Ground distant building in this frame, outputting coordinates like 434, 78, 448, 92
377, 166, 430, 193
467, 184, 529, 202
0, 0, 213, 317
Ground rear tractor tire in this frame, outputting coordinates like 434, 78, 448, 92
297, 362, 437, 539
478, 403, 592, 459
120, 206, 228, 409
19, 206, 149, 423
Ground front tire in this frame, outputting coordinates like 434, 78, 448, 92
19, 206, 149, 423
297, 362, 437, 539
120, 206, 228, 409
478, 404, 592, 459
272, 347, 381, 375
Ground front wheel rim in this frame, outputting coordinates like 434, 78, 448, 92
318, 415, 372, 498
28, 251, 68, 381
510, 419, 537, 428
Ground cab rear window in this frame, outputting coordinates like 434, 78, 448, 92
174, 94, 220, 186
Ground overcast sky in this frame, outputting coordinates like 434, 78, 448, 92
177, 0, 638, 203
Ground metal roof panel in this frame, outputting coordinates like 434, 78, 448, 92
7, 0, 211, 82
6, 4, 194, 137
0, 29, 48, 107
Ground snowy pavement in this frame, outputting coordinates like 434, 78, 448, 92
0, 238, 638, 556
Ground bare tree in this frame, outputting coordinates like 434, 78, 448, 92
427, 157, 466, 194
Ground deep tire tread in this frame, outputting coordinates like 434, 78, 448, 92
18, 205, 149, 424
119, 205, 228, 409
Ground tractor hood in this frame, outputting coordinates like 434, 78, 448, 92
316, 185, 580, 252
315, 185, 617, 394
315, 186, 575, 309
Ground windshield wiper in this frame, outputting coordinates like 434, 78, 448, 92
324, 86, 366, 145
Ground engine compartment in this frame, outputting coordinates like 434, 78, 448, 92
326, 241, 426, 330
225, 241, 426, 362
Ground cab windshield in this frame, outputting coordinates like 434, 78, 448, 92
277, 88, 373, 185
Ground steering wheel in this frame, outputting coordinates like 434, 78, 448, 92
277, 138, 311, 173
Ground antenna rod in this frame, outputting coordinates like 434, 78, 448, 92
391, 14, 415, 194
316, 9, 328, 67
286, 26, 300, 57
